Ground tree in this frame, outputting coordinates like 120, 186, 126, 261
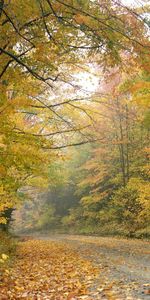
0, 0, 149, 225
61, 57, 150, 237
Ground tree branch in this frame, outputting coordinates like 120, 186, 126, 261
0, 47, 55, 87
2, 9, 35, 47
43, 137, 104, 150
0, 46, 34, 79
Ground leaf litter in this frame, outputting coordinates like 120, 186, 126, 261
0, 236, 150, 300
0, 239, 98, 300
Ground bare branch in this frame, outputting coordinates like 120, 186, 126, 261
38, 0, 52, 40
14, 125, 90, 137
43, 138, 104, 150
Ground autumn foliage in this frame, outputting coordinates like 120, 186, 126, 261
0, 239, 98, 299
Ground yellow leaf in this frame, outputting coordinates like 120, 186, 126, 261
1, 254, 9, 261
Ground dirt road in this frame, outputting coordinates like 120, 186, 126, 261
39, 234, 150, 299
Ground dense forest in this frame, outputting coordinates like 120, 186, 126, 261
1, 1, 150, 299
0, 0, 150, 239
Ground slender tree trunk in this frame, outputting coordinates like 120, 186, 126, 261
117, 98, 126, 187
125, 104, 130, 182
140, 123, 143, 149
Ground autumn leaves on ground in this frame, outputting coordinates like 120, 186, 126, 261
1, 234, 150, 300
1, 238, 98, 300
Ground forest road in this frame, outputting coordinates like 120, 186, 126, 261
37, 234, 150, 300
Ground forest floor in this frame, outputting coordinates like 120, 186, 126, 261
0, 234, 150, 299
